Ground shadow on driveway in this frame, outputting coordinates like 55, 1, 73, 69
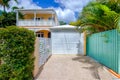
72, 55, 102, 79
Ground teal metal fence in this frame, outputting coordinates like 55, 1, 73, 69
87, 29, 120, 74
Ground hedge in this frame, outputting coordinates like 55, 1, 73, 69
0, 26, 35, 80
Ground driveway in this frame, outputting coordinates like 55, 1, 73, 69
36, 55, 115, 80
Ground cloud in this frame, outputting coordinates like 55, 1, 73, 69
55, 7, 76, 23
55, 0, 91, 12
10, 0, 41, 9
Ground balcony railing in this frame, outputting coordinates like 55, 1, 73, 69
17, 20, 56, 26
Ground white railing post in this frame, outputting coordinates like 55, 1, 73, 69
52, 12, 54, 26
34, 10, 36, 26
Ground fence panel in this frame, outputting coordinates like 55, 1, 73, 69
39, 38, 51, 67
87, 29, 120, 74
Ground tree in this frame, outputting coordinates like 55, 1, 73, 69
0, 6, 24, 28
73, 1, 120, 34
0, 12, 16, 28
0, 0, 18, 12
69, 20, 81, 26
59, 21, 67, 25
96, 0, 120, 13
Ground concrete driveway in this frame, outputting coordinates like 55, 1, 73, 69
36, 55, 115, 80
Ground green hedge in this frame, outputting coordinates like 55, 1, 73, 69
0, 26, 35, 80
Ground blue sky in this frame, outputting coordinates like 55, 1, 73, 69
0, 0, 91, 23
33, 0, 60, 8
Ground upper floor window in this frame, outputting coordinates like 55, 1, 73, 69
36, 17, 44, 20
48, 17, 54, 21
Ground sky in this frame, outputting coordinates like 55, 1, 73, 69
0, 0, 91, 23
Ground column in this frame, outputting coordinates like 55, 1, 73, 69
52, 12, 54, 26
34, 10, 36, 26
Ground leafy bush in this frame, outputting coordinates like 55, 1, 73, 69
0, 26, 35, 80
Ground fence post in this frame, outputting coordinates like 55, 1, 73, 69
83, 32, 86, 56
33, 37, 39, 77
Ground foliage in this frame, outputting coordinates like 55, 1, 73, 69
0, 26, 35, 80
69, 20, 81, 26
59, 21, 67, 25
0, 11, 23, 28
0, 12, 16, 28
73, 0, 120, 34
0, 0, 18, 12
97, 0, 120, 13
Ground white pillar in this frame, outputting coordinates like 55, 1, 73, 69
55, 15, 57, 26
34, 10, 36, 26
52, 12, 54, 26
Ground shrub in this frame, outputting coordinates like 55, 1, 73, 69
0, 26, 35, 80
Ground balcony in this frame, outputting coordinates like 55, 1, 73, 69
17, 20, 56, 26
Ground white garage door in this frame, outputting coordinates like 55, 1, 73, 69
51, 30, 83, 54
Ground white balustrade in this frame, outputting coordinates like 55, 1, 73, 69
17, 20, 55, 26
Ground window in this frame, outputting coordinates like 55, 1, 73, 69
36, 32, 44, 37
48, 17, 54, 20
36, 17, 44, 20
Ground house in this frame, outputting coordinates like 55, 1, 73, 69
16, 9, 85, 77
16, 9, 59, 38
16, 9, 84, 55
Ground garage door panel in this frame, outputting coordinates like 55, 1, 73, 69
51, 30, 82, 54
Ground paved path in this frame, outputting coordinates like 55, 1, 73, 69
37, 55, 115, 80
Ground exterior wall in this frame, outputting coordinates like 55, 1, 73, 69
24, 14, 34, 19
33, 38, 39, 77
87, 29, 120, 74
24, 13, 54, 20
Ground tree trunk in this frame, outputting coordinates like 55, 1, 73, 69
3, 5, 6, 12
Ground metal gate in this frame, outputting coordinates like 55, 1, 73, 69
39, 38, 51, 67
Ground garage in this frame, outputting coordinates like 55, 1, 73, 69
50, 25, 84, 55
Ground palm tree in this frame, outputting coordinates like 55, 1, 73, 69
76, 2, 120, 34
96, 0, 120, 13
0, 0, 18, 12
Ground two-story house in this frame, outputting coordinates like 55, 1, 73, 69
16, 9, 59, 38
16, 9, 84, 55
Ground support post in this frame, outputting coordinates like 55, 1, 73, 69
52, 12, 54, 26
34, 10, 36, 26
84, 32, 86, 56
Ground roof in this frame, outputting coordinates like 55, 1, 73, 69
15, 9, 56, 14
50, 25, 76, 29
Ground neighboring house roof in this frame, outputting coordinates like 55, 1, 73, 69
50, 25, 76, 29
